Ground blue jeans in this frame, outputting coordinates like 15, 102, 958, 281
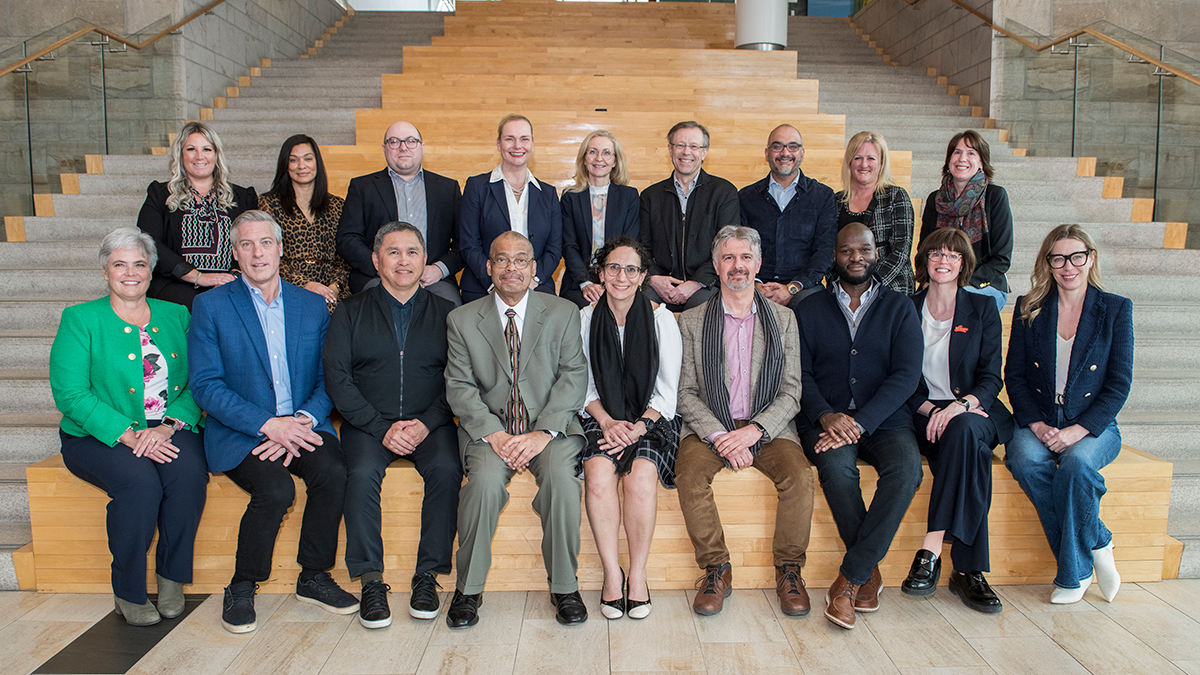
1004, 412, 1121, 589
964, 284, 1007, 312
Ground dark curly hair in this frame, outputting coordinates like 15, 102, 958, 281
588, 236, 653, 286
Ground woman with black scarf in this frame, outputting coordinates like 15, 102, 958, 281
579, 237, 683, 621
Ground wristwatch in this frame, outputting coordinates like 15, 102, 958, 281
636, 417, 656, 433
750, 420, 770, 440
161, 416, 187, 432
955, 397, 972, 411
787, 282, 803, 296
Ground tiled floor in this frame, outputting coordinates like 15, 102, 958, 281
3, 580, 1200, 674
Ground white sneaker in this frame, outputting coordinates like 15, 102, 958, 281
1093, 541, 1121, 602
1050, 575, 1093, 604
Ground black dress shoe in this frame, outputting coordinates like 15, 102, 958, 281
901, 549, 941, 597
446, 590, 482, 629
551, 591, 589, 625
949, 571, 1003, 614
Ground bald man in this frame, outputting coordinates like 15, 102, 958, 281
793, 223, 924, 630
338, 120, 464, 304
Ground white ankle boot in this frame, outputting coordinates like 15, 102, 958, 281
1050, 574, 1093, 604
1093, 541, 1121, 602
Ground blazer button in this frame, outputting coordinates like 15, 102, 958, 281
174, 385, 181, 391
128, 353, 136, 360
124, 326, 132, 334
850, 349, 857, 355
1084, 392, 1091, 397
151, 326, 158, 333
850, 378, 857, 384
128, 388, 136, 394
171, 352, 178, 359
1036, 388, 1042, 393
954, 387, 961, 395
1034, 362, 1039, 368
1090, 365, 1097, 371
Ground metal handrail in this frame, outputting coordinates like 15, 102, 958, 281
0, 0, 228, 78
902, 0, 1200, 87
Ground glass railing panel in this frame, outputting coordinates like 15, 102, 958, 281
997, 18, 1076, 158
0, 40, 32, 220
102, 16, 178, 156
1155, 44, 1200, 225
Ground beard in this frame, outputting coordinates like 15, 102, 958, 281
724, 269, 754, 291
833, 259, 878, 286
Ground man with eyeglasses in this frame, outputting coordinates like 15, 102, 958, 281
675, 225, 812, 618
739, 125, 837, 309
443, 231, 589, 629
338, 120, 464, 304
639, 121, 740, 312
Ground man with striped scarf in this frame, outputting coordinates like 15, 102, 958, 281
675, 225, 814, 618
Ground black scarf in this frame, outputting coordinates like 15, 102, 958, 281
590, 290, 659, 473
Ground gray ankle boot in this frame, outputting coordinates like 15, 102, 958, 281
156, 574, 186, 619
114, 594, 161, 626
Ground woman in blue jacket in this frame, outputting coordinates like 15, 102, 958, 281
1005, 224, 1133, 605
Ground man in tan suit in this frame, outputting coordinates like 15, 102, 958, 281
675, 225, 814, 617
444, 231, 589, 629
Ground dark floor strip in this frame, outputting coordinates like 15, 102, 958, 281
33, 595, 206, 675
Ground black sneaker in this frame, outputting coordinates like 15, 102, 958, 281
410, 572, 442, 620
221, 581, 258, 633
359, 579, 392, 629
296, 571, 360, 614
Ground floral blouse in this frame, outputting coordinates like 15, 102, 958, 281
140, 325, 168, 421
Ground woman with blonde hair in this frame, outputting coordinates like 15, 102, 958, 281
136, 121, 257, 309
560, 130, 640, 308
836, 130, 915, 294
1005, 224, 1132, 605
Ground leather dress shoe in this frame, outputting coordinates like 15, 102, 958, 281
901, 549, 941, 597
949, 571, 1003, 614
854, 566, 882, 612
446, 590, 482, 629
824, 573, 859, 629
692, 563, 732, 616
775, 564, 810, 616
551, 591, 588, 625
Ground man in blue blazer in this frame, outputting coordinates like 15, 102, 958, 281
794, 223, 924, 630
190, 210, 358, 634
337, 120, 463, 303
458, 114, 562, 304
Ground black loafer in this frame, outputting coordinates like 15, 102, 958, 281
901, 549, 941, 597
551, 591, 589, 625
949, 571, 1003, 614
446, 590, 482, 629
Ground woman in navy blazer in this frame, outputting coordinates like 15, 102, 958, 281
559, 130, 640, 308
1005, 224, 1133, 605
901, 228, 1013, 614
458, 114, 562, 303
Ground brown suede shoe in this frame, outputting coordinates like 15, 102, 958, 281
854, 565, 882, 613
825, 573, 858, 629
692, 563, 732, 616
775, 564, 810, 616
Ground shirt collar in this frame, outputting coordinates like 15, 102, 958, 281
673, 173, 699, 194
489, 165, 539, 190
768, 173, 800, 194
242, 274, 282, 307
836, 277, 880, 304
494, 289, 530, 324
387, 166, 423, 184
721, 297, 757, 319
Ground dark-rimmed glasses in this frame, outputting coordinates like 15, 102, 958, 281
1046, 250, 1091, 269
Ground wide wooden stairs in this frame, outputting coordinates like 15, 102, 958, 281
17, 0, 1177, 595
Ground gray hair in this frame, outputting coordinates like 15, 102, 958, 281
373, 221, 426, 254
711, 225, 762, 262
229, 210, 283, 243
99, 227, 157, 270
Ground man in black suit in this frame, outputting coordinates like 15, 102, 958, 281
323, 221, 463, 629
337, 120, 463, 304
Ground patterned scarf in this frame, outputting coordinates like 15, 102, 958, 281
700, 289, 784, 459
933, 169, 989, 244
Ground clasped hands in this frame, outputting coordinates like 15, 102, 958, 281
597, 417, 650, 454
253, 415, 323, 466
710, 424, 763, 471
755, 281, 793, 306
648, 275, 702, 306
1030, 421, 1090, 454
920, 399, 989, 443
485, 429, 552, 472
120, 425, 178, 463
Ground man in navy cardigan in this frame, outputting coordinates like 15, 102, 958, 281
740, 124, 837, 310
794, 223, 924, 630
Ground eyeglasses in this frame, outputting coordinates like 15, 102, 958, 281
769, 142, 803, 153
928, 251, 963, 262
586, 148, 614, 160
670, 142, 707, 152
491, 256, 531, 269
384, 137, 421, 150
1046, 250, 1092, 269
603, 263, 645, 277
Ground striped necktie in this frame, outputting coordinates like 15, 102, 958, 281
504, 308, 528, 434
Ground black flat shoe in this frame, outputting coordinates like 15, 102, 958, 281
600, 569, 625, 620
949, 571, 1003, 614
551, 591, 588, 625
446, 590, 482, 629
901, 549, 941, 597
626, 576, 652, 620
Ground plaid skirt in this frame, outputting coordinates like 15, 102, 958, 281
579, 414, 681, 489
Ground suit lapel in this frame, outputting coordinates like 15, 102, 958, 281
282, 283, 303, 389
948, 289, 973, 378
230, 280, 272, 378
489, 179, 511, 228
1068, 285, 1105, 384
1031, 291, 1056, 392
373, 170, 399, 221
478, 295, 512, 381
602, 188, 620, 240
519, 291, 547, 374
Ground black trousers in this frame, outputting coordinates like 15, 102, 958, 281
222, 431, 346, 584
914, 405, 1000, 573
341, 422, 462, 578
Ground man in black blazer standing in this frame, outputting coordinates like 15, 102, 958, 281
323, 222, 463, 629
794, 223, 924, 631
337, 120, 463, 304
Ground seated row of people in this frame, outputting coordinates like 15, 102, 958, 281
50, 211, 1130, 634
133, 118, 1013, 317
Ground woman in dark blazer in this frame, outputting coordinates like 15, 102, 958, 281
49, 228, 208, 626
559, 130, 640, 308
1005, 224, 1133, 605
458, 114, 562, 303
136, 121, 256, 310
901, 228, 1013, 614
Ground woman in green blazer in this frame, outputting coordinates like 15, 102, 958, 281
49, 228, 209, 627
